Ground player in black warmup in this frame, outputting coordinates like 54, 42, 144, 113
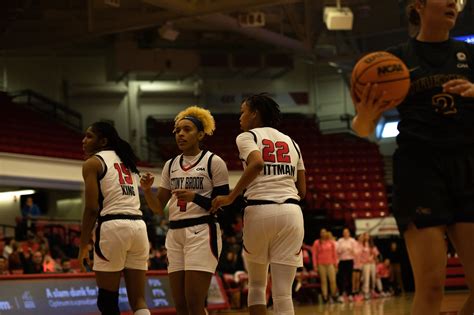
352, 1, 474, 314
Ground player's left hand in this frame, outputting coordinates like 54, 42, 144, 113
78, 245, 92, 273
210, 195, 233, 214
443, 79, 474, 97
173, 189, 195, 202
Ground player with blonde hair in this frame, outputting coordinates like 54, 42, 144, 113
141, 106, 229, 315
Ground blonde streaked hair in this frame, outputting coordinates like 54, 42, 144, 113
174, 106, 216, 136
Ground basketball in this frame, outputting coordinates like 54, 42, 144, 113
351, 51, 410, 106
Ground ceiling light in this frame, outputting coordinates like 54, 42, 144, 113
158, 23, 179, 41
0, 190, 35, 201
323, 0, 353, 30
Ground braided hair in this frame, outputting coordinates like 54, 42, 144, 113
242, 93, 281, 128
90, 122, 140, 174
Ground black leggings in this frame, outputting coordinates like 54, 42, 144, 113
337, 260, 354, 295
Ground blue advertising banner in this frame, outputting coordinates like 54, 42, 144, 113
0, 272, 228, 314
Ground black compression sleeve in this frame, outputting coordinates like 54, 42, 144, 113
192, 184, 230, 211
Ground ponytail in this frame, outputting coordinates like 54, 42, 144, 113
90, 122, 140, 174
116, 138, 140, 175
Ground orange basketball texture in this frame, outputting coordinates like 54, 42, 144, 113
351, 51, 410, 106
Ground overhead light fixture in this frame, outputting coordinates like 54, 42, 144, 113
104, 0, 120, 7
158, 23, 180, 41
323, 0, 353, 31
0, 189, 35, 201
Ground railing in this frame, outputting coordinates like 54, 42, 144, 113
0, 223, 15, 238
10, 89, 82, 132
317, 114, 353, 134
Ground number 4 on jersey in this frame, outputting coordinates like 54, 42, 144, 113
177, 200, 187, 212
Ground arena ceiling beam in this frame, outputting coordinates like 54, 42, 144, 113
141, 0, 303, 14
195, 13, 311, 54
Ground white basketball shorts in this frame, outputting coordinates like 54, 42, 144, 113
243, 203, 304, 267
166, 222, 222, 274
93, 219, 149, 272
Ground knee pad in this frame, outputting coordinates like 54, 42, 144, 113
272, 295, 294, 315
97, 288, 120, 315
247, 283, 266, 306
134, 309, 150, 315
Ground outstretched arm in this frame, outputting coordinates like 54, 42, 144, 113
211, 150, 264, 212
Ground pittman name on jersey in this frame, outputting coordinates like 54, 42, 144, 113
263, 163, 295, 176
171, 177, 205, 190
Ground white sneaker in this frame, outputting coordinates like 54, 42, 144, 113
337, 296, 345, 303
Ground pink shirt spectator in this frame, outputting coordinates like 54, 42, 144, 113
359, 243, 379, 265
353, 241, 363, 270
336, 237, 358, 261
377, 263, 391, 279
312, 239, 338, 268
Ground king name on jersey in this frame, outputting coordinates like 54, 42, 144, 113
121, 185, 136, 196
263, 163, 295, 176
170, 176, 205, 190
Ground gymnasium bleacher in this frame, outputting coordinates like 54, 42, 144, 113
0, 92, 84, 160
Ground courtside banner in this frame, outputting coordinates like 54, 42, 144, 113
0, 271, 228, 314
355, 216, 400, 236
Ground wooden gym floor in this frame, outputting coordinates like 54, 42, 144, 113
215, 292, 468, 315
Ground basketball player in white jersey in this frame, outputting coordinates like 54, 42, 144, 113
211, 94, 306, 315
140, 106, 229, 315
79, 122, 150, 315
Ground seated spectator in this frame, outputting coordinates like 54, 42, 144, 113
0, 256, 10, 275
65, 235, 80, 259
218, 249, 244, 275
35, 230, 50, 253
43, 251, 61, 272
0, 239, 5, 259
231, 215, 243, 243
149, 245, 167, 270
7, 241, 23, 272
22, 250, 44, 274
61, 258, 76, 273
3, 238, 13, 259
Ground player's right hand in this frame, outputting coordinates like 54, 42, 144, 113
352, 83, 397, 119
140, 172, 155, 191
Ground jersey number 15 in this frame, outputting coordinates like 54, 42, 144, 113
113, 163, 133, 185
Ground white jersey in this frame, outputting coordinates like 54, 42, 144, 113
236, 127, 305, 202
95, 150, 141, 216
160, 150, 229, 221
